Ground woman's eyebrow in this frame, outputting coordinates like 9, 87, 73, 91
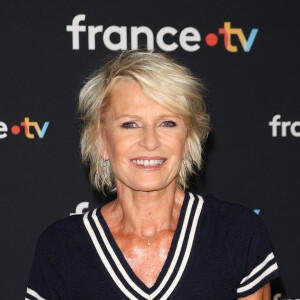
114, 114, 140, 121
113, 114, 182, 123
115, 114, 181, 119
159, 115, 182, 120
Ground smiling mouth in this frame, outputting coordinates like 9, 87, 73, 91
131, 159, 166, 166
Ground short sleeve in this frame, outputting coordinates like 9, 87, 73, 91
225, 205, 279, 298
226, 207, 280, 298
26, 223, 66, 300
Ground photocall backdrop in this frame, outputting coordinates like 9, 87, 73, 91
0, 1, 299, 299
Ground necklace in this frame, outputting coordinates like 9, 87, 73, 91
132, 231, 164, 246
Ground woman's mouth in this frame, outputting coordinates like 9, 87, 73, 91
130, 157, 167, 168
131, 159, 165, 166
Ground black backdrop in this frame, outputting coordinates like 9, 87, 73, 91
0, 1, 299, 299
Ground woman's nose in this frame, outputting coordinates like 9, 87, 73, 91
138, 126, 161, 151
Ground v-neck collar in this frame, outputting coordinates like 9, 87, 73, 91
83, 192, 204, 300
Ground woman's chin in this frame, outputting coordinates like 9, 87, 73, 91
127, 179, 176, 193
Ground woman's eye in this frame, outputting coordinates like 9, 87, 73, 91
161, 121, 177, 127
121, 122, 138, 129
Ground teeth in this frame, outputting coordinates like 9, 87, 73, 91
132, 159, 164, 166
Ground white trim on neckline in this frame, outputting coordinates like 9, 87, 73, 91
92, 209, 149, 299
159, 195, 203, 300
150, 193, 196, 299
83, 212, 139, 300
83, 192, 203, 300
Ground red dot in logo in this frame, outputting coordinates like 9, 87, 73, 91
11, 125, 20, 135
205, 33, 218, 46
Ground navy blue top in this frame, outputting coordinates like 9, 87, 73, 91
26, 192, 279, 300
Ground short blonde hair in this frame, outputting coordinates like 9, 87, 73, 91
79, 50, 210, 193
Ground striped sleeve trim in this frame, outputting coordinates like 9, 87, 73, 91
237, 263, 278, 293
240, 252, 275, 284
237, 252, 279, 294
26, 288, 46, 300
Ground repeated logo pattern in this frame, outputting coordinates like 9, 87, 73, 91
0, 118, 50, 139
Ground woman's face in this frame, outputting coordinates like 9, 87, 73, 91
102, 78, 188, 192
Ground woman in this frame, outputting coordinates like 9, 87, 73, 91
26, 51, 279, 300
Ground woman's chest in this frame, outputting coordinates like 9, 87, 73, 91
65, 246, 237, 300
116, 234, 174, 288
72, 198, 238, 299
65, 231, 237, 300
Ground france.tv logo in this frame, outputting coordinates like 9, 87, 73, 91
0, 117, 50, 139
206, 22, 258, 52
67, 15, 258, 53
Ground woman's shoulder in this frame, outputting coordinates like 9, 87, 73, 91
199, 193, 265, 232
191, 192, 270, 249
27, 212, 101, 299
35, 213, 89, 251
193, 192, 279, 297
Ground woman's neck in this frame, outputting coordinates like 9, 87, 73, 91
104, 181, 185, 237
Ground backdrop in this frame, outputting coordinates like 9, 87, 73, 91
0, 0, 299, 299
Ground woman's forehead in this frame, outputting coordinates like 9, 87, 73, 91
105, 78, 188, 127
107, 80, 170, 114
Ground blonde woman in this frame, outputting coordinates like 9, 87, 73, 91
26, 51, 279, 300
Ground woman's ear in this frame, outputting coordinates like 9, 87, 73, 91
183, 135, 189, 157
101, 147, 109, 161
99, 128, 110, 160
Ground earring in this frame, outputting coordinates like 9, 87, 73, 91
103, 159, 108, 167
